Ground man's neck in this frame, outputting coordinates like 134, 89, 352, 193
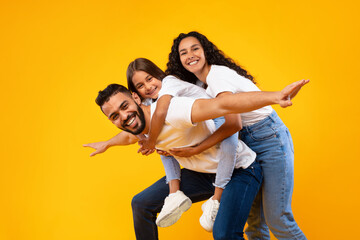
141, 105, 151, 134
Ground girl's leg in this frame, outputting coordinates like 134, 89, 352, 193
132, 168, 215, 240
199, 117, 238, 231
160, 155, 181, 193
212, 117, 238, 197
157, 155, 190, 227
160, 155, 181, 184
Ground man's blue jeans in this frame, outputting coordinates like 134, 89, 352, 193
241, 111, 307, 240
131, 162, 262, 240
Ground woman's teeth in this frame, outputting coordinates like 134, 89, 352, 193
189, 60, 198, 66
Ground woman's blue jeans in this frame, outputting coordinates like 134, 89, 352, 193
131, 162, 262, 240
241, 111, 307, 240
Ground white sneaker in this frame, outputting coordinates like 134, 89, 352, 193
199, 197, 220, 232
156, 190, 192, 227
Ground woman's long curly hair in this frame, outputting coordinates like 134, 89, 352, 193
165, 31, 255, 84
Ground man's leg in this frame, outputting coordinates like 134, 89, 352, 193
132, 168, 215, 240
212, 162, 263, 240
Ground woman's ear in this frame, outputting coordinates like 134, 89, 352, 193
132, 92, 141, 105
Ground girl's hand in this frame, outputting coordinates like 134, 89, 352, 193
137, 137, 156, 156
137, 146, 156, 156
83, 141, 109, 157
138, 137, 156, 151
169, 145, 200, 157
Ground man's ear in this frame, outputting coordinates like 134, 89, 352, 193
132, 92, 141, 105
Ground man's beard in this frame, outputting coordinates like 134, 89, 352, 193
120, 103, 146, 135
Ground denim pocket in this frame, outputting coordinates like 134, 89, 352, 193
249, 123, 276, 141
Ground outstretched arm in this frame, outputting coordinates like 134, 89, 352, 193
191, 79, 309, 124
83, 131, 139, 157
170, 92, 242, 157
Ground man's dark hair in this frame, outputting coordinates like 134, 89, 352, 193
95, 84, 131, 107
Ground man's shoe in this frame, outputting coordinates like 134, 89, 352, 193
199, 197, 220, 232
156, 190, 192, 227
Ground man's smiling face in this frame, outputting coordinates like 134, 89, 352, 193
101, 92, 146, 135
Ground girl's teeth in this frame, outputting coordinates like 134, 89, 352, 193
189, 61, 198, 66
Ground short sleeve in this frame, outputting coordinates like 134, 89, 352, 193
158, 76, 189, 98
163, 97, 197, 129
206, 65, 253, 97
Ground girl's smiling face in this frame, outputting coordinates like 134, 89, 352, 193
131, 70, 162, 100
178, 36, 209, 81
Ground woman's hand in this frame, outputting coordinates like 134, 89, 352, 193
156, 149, 172, 157
169, 145, 200, 157
279, 79, 310, 108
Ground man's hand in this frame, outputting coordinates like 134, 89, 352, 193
278, 79, 309, 108
83, 141, 109, 157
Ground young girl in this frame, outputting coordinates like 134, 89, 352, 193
165, 31, 307, 240
85, 58, 245, 231
131, 58, 243, 232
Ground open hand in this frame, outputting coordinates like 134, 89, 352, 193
83, 141, 109, 157
279, 79, 309, 108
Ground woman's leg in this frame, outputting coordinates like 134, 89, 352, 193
242, 111, 306, 240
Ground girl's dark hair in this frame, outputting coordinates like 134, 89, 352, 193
127, 58, 166, 100
165, 31, 255, 84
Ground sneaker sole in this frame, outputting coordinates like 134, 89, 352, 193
199, 215, 213, 232
156, 198, 192, 228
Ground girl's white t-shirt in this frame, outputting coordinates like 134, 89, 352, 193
157, 75, 210, 99
206, 65, 273, 126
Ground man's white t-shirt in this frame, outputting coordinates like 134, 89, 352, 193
206, 65, 273, 126
150, 97, 256, 174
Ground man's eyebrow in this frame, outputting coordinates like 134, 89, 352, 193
108, 100, 127, 119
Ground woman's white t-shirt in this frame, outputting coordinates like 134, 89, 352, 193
206, 65, 273, 126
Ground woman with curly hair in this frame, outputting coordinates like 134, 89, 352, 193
165, 31, 307, 240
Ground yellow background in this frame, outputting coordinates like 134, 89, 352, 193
1, 0, 359, 239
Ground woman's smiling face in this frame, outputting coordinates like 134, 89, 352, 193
178, 36, 209, 79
